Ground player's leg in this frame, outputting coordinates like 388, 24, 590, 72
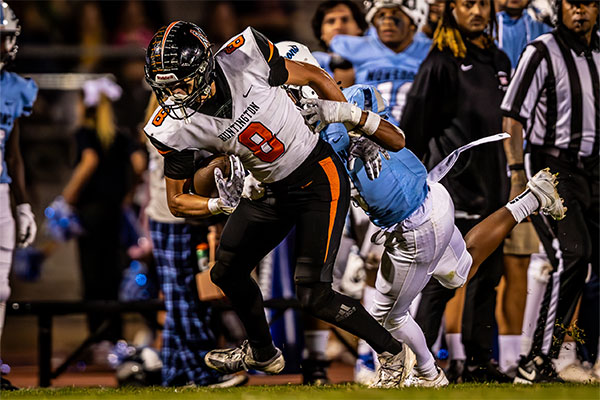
0, 186, 16, 390
0, 185, 15, 344
290, 151, 410, 386
206, 198, 293, 373
371, 181, 462, 387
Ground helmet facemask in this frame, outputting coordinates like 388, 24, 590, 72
0, 1, 21, 71
146, 57, 214, 122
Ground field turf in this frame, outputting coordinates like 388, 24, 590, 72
4, 383, 600, 400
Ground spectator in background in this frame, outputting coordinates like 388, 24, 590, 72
76, 2, 106, 73
57, 77, 145, 349
401, 0, 512, 383
202, 2, 241, 49
112, 0, 154, 48
496, 0, 552, 70
311, 0, 367, 85
420, 0, 445, 39
329, 0, 431, 121
142, 97, 247, 388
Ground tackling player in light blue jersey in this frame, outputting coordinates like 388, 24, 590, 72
329, 0, 431, 121
0, 1, 38, 390
299, 78, 566, 387
321, 84, 428, 229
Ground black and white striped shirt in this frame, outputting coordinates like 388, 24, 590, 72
501, 27, 599, 158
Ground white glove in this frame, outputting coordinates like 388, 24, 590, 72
300, 98, 362, 133
16, 203, 37, 248
208, 155, 245, 215
339, 245, 367, 300
347, 136, 390, 180
242, 171, 265, 200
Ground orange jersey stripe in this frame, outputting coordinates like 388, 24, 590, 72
318, 157, 340, 264
161, 21, 181, 66
156, 148, 173, 155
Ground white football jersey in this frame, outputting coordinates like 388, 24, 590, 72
144, 27, 318, 183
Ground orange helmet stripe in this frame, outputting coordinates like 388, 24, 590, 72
161, 21, 181, 67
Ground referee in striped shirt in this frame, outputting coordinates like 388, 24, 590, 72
501, 0, 598, 384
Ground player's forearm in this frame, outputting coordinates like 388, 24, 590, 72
360, 115, 405, 152
167, 192, 214, 218
284, 59, 346, 102
503, 117, 525, 167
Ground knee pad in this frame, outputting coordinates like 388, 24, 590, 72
296, 283, 335, 317
211, 249, 236, 288
528, 253, 552, 284
383, 311, 410, 332
434, 251, 472, 289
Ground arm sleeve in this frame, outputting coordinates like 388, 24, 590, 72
250, 27, 288, 86
501, 42, 549, 125
400, 52, 457, 160
145, 132, 196, 180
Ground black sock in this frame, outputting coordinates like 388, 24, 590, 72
250, 342, 278, 362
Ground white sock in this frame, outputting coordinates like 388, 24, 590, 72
389, 314, 437, 379
304, 330, 330, 360
446, 333, 466, 361
520, 250, 551, 355
553, 341, 577, 372
499, 335, 521, 373
505, 189, 540, 223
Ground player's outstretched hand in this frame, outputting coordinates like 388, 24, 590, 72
16, 203, 37, 247
300, 98, 362, 133
213, 155, 245, 214
347, 136, 390, 180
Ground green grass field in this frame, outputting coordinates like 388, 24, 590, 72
4, 383, 600, 400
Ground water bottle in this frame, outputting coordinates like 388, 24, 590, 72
196, 243, 209, 272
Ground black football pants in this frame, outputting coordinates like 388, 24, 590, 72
527, 151, 599, 360
211, 140, 403, 355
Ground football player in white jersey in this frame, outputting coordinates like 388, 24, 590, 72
143, 21, 413, 384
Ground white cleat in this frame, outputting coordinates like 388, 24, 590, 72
527, 168, 567, 220
557, 361, 596, 384
404, 367, 450, 388
204, 340, 285, 374
369, 345, 416, 388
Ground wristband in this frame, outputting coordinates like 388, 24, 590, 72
347, 104, 363, 127
207, 198, 222, 215
509, 163, 525, 171
360, 111, 381, 136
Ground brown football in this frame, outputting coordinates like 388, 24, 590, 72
189, 154, 231, 197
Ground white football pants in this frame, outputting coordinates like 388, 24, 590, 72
370, 183, 473, 368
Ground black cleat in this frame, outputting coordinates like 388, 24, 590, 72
301, 359, 331, 385
1, 376, 19, 391
514, 355, 564, 384
445, 359, 465, 383
462, 359, 512, 383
